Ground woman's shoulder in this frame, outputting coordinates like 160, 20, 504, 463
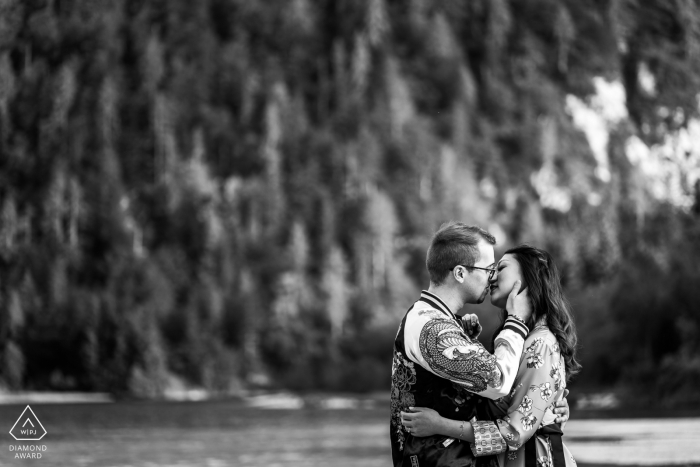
525, 326, 558, 351
523, 327, 561, 371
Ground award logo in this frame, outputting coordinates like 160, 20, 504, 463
8, 405, 48, 460
9, 406, 46, 441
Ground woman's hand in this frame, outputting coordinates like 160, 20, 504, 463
400, 407, 444, 437
506, 280, 531, 322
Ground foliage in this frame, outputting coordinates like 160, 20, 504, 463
0, 0, 698, 404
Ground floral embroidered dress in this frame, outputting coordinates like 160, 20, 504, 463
471, 324, 576, 467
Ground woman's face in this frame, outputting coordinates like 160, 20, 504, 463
489, 253, 523, 309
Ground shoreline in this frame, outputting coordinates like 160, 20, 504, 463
0, 391, 115, 405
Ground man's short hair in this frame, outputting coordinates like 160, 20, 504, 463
426, 222, 496, 285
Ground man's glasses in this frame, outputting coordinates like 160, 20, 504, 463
454, 264, 497, 281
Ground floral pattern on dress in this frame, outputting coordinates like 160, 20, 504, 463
517, 395, 533, 414
508, 451, 518, 461
525, 338, 544, 354
550, 364, 562, 391
529, 382, 552, 402
521, 413, 537, 431
527, 353, 544, 369
520, 413, 537, 430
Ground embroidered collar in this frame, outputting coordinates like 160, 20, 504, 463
419, 290, 457, 319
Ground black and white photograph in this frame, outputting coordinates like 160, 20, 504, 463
0, 1, 699, 466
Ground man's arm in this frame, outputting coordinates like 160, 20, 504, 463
400, 393, 571, 437
404, 281, 531, 399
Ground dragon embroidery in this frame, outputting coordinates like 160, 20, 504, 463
419, 318, 500, 392
390, 351, 416, 451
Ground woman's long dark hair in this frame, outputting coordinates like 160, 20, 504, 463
492, 245, 581, 380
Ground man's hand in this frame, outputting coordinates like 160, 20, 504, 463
506, 280, 531, 322
553, 389, 570, 426
400, 407, 443, 437
462, 313, 482, 339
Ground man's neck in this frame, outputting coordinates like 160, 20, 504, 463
426, 284, 464, 314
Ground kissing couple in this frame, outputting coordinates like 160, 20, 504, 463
391, 222, 580, 467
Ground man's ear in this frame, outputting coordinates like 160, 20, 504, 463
454, 266, 465, 284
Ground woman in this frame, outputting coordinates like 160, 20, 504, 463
401, 245, 580, 467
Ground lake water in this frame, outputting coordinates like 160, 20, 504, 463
1, 399, 699, 467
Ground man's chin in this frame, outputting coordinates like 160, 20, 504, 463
475, 288, 489, 304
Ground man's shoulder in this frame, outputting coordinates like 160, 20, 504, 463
403, 300, 457, 340
408, 300, 451, 321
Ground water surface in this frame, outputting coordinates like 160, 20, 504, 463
1, 401, 698, 467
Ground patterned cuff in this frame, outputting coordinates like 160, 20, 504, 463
470, 420, 507, 457
503, 316, 528, 339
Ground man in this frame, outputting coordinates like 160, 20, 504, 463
390, 222, 569, 467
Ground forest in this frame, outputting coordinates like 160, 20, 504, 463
0, 0, 699, 407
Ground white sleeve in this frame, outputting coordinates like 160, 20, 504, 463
403, 308, 527, 399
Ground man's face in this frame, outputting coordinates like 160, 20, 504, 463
463, 240, 496, 304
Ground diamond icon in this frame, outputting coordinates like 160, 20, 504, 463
9, 405, 47, 441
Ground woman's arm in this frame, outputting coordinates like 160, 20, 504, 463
471, 337, 562, 455
400, 407, 475, 442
